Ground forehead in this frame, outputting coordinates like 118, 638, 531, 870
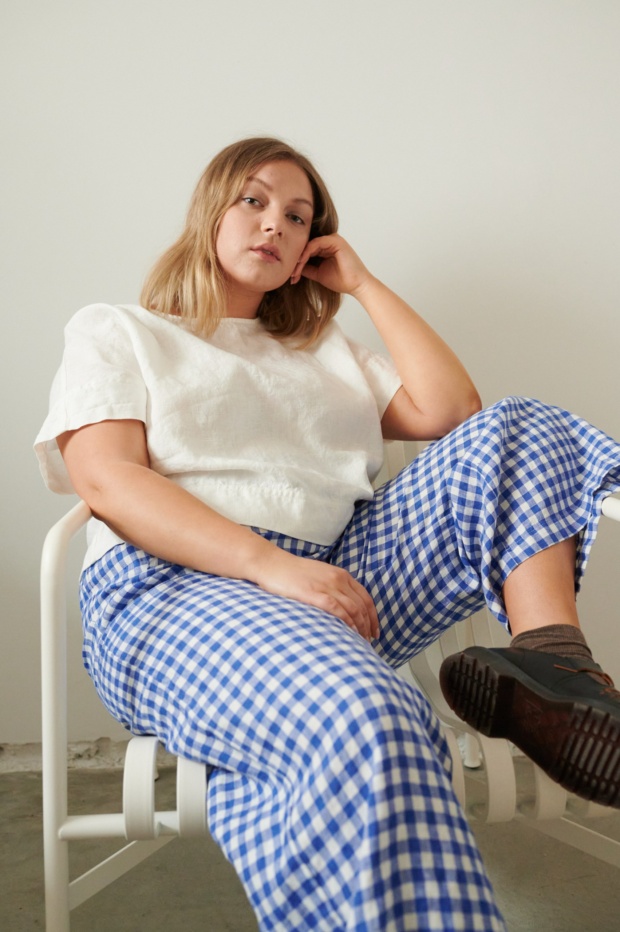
248, 160, 313, 206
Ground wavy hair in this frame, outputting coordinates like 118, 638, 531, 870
140, 137, 341, 344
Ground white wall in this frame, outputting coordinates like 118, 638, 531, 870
3, 0, 620, 744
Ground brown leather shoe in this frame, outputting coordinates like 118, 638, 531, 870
439, 646, 620, 808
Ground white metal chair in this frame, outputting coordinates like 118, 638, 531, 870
41, 446, 620, 930
41, 500, 210, 932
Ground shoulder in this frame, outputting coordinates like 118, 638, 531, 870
63, 304, 177, 348
310, 319, 349, 353
66, 303, 149, 332
316, 320, 380, 361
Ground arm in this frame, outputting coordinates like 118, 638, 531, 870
293, 235, 482, 440
58, 419, 379, 639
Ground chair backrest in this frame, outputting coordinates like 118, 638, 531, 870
40, 501, 210, 932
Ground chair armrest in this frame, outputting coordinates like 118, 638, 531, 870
602, 495, 620, 522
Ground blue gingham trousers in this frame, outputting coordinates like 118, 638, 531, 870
80, 397, 620, 931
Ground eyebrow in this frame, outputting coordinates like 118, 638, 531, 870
246, 175, 314, 211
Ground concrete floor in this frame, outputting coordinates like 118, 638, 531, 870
2, 765, 620, 931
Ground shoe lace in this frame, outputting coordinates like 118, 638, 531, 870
554, 663, 620, 699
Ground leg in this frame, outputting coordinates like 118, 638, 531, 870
332, 395, 620, 805
80, 543, 506, 932
441, 533, 620, 807
330, 395, 620, 666
404, 397, 620, 805
502, 536, 600, 658
503, 537, 580, 635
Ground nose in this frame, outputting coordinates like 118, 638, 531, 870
261, 210, 284, 236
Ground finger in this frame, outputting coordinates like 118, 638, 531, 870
296, 238, 327, 267
320, 568, 379, 639
298, 262, 322, 283
349, 580, 380, 639
291, 237, 340, 284
316, 587, 377, 641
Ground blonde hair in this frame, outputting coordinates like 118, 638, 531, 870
140, 137, 341, 345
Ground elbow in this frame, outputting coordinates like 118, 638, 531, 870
458, 388, 483, 425
440, 389, 483, 436
76, 479, 108, 517
465, 388, 483, 419
68, 475, 114, 523
457, 383, 483, 421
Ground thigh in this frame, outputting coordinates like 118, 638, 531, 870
79, 543, 447, 775
80, 546, 494, 931
330, 406, 496, 666
329, 431, 485, 669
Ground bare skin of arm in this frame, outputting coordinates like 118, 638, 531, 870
293, 237, 588, 637
292, 234, 482, 440
58, 419, 379, 640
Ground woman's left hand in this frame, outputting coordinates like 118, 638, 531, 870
291, 234, 373, 296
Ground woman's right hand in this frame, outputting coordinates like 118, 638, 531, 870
250, 546, 380, 642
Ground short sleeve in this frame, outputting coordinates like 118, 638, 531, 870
34, 304, 148, 493
346, 337, 402, 417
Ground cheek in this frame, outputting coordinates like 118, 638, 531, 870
293, 229, 311, 258
283, 244, 306, 277
215, 209, 243, 258
216, 209, 232, 236
214, 221, 227, 263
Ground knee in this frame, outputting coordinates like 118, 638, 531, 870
322, 669, 442, 769
491, 395, 537, 414
495, 394, 566, 416
484, 395, 560, 428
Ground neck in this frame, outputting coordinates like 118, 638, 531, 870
224, 284, 264, 319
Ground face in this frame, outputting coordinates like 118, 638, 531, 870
215, 160, 314, 317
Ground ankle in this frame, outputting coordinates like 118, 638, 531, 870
510, 624, 593, 662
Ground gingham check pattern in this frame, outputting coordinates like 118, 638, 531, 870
80, 397, 620, 931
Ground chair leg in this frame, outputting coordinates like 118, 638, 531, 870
463, 732, 481, 769
43, 836, 70, 932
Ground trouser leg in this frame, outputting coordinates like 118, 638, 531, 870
81, 549, 505, 931
328, 396, 620, 667
78, 395, 620, 927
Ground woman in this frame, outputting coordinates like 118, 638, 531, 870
35, 137, 620, 931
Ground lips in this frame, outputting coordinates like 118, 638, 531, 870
252, 243, 281, 262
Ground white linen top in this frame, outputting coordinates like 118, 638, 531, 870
35, 304, 402, 568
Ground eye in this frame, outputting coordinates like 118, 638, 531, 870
241, 196, 261, 207
288, 213, 305, 226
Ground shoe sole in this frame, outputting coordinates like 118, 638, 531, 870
439, 648, 620, 808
